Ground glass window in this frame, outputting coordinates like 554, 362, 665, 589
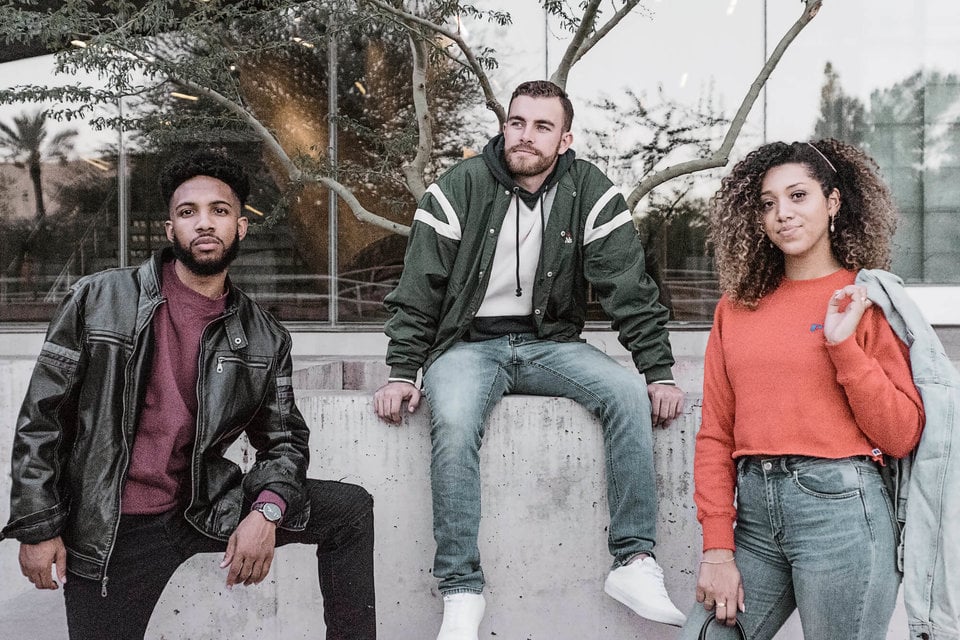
0, 54, 118, 321
1, 1, 957, 326
764, 1, 960, 286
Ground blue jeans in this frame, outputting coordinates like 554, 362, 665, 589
63, 480, 376, 640
422, 334, 658, 594
679, 456, 900, 640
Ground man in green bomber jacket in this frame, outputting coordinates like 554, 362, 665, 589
374, 80, 686, 639
3, 151, 376, 639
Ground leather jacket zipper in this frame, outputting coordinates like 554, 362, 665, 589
216, 355, 267, 373
100, 297, 165, 597
184, 310, 239, 538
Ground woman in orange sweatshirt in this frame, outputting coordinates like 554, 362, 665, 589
679, 139, 925, 640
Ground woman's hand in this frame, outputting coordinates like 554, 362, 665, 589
695, 549, 745, 626
823, 284, 872, 345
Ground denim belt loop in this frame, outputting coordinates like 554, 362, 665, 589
736, 456, 748, 474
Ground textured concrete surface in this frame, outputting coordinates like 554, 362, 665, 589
0, 353, 917, 639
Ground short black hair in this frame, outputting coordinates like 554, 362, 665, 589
158, 150, 250, 209
509, 80, 574, 132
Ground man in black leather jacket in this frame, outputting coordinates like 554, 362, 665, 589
1, 151, 376, 639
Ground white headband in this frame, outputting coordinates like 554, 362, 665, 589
807, 142, 837, 173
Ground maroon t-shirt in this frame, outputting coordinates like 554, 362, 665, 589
121, 259, 227, 514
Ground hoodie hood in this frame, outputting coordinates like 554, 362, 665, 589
482, 133, 576, 208
480, 133, 577, 300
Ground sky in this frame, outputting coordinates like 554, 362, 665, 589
468, 0, 960, 142
0, 54, 116, 156
436, 0, 960, 202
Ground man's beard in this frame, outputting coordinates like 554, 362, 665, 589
505, 143, 560, 178
171, 231, 241, 277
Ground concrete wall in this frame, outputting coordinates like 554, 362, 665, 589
3, 325, 954, 638
0, 357, 705, 639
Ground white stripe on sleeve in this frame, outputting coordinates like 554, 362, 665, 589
411, 183, 462, 241
583, 186, 633, 245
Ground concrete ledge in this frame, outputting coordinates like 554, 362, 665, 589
0, 358, 702, 639
144, 390, 703, 639
0, 358, 910, 639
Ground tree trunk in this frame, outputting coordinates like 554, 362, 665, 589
29, 159, 46, 220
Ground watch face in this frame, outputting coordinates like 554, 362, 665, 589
257, 503, 282, 522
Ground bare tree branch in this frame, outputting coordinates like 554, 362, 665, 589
172, 75, 293, 168
568, 0, 643, 69
309, 174, 412, 235
119, 33, 413, 236
172, 75, 410, 235
363, 0, 506, 125
625, 0, 823, 210
400, 33, 432, 200
549, 0, 601, 89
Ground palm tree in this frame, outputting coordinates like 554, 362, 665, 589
0, 109, 77, 220
0, 110, 77, 278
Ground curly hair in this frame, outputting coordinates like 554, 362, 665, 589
709, 138, 898, 308
510, 80, 574, 132
158, 150, 250, 210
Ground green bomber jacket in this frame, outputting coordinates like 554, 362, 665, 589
383, 145, 674, 383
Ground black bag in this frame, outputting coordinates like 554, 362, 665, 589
698, 612, 747, 639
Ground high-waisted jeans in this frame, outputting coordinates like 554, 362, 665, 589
423, 334, 659, 594
680, 455, 900, 640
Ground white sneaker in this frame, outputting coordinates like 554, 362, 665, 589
604, 557, 687, 626
437, 592, 486, 640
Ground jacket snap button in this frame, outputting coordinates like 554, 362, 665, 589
234, 338, 242, 344
489, 228, 495, 234
547, 271, 553, 277
762, 462, 772, 471
534, 309, 541, 315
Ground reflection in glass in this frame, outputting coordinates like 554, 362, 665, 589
1, 0, 959, 326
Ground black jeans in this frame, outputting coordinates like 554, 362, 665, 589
63, 479, 376, 640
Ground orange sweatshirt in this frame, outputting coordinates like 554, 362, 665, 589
694, 268, 925, 551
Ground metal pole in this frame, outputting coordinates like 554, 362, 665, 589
118, 97, 129, 267
544, 7, 549, 78
327, 18, 339, 326
762, 0, 768, 143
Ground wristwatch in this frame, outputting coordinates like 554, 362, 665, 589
252, 502, 282, 524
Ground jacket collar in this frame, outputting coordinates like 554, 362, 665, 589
481, 133, 576, 208
140, 249, 249, 351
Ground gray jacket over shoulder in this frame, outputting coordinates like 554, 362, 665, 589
858, 269, 960, 640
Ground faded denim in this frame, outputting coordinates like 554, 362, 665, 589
679, 456, 900, 640
423, 334, 658, 594
858, 269, 960, 640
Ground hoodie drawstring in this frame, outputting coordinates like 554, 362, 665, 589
514, 190, 522, 297
514, 191, 545, 298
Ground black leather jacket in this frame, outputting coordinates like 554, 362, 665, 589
1, 250, 310, 584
